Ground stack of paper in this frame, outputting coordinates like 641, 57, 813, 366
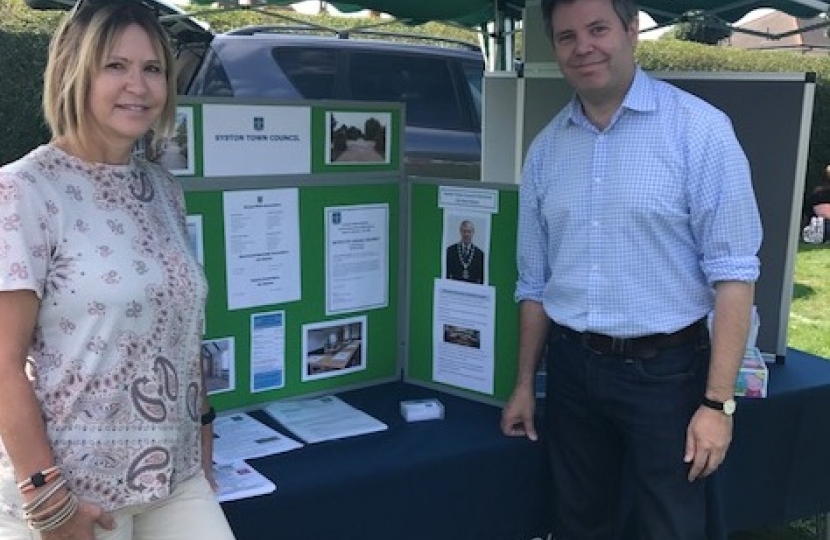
214, 461, 275, 503
213, 412, 303, 465
264, 395, 387, 444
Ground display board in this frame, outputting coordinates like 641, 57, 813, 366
404, 180, 520, 404
173, 98, 404, 412
483, 71, 815, 360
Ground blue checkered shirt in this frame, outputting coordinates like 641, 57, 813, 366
515, 67, 762, 337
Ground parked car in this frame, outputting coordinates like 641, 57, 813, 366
27, 0, 485, 179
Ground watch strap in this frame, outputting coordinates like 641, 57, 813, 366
702, 396, 736, 416
701, 397, 725, 411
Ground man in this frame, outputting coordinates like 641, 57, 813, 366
500, 0, 762, 538
445, 219, 485, 284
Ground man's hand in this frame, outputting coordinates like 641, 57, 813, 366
684, 406, 733, 481
500, 386, 538, 441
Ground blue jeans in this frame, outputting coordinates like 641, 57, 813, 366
544, 325, 725, 540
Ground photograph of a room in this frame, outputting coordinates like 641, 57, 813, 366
202, 337, 235, 394
304, 318, 365, 379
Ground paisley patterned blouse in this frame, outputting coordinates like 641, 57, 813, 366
0, 144, 207, 518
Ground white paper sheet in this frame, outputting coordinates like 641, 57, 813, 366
213, 412, 302, 465
223, 189, 301, 310
250, 311, 286, 392
264, 395, 387, 444
325, 204, 389, 315
432, 278, 496, 395
202, 104, 311, 177
214, 461, 276, 503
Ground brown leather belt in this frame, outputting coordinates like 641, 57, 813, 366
552, 319, 708, 359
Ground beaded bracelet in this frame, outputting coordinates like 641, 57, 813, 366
17, 466, 60, 493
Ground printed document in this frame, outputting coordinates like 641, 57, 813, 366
264, 395, 387, 444
214, 461, 276, 503
213, 412, 302, 465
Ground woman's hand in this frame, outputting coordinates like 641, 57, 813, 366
40, 500, 116, 540
201, 424, 218, 492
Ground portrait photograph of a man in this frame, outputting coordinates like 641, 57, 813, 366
443, 214, 490, 285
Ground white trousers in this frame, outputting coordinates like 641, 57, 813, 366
0, 471, 236, 540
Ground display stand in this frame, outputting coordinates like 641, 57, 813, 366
176, 69, 816, 413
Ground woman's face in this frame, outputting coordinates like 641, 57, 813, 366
86, 24, 167, 152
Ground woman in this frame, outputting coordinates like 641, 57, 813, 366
0, 2, 235, 539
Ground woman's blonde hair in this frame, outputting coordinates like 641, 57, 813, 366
43, 0, 177, 146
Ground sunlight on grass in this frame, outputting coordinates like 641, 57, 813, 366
787, 244, 830, 359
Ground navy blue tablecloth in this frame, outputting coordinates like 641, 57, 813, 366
221, 382, 552, 540
722, 348, 830, 531
221, 348, 830, 539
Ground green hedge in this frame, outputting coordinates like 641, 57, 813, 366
0, 0, 60, 164
1, 0, 828, 199
637, 39, 830, 198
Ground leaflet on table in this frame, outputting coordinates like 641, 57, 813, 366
263, 395, 387, 444
214, 461, 275, 503
213, 412, 303, 465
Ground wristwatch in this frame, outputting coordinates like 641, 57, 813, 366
702, 396, 736, 416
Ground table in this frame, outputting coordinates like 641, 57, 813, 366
308, 341, 362, 373
722, 348, 830, 532
221, 382, 553, 540
221, 348, 830, 539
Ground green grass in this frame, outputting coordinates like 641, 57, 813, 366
788, 244, 830, 359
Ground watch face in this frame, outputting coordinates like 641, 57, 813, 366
723, 399, 737, 416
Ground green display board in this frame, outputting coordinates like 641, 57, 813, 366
173, 97, 526, 412
406, 181, 520, 404
186, 183, 401, 412
168, 97, 405, 412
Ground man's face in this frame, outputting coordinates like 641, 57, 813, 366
549, 0, 638, 106
460, 223, 475, 244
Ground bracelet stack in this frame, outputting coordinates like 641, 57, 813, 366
17, 467, 78, 532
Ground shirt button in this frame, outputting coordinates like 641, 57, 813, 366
592, 221, 599, 227
591, 264, 599, 272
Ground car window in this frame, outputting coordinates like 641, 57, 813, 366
461, 59, 483, 123
271, 47, 338, 100
346, 52, 465, 131
191, 52, 234, 97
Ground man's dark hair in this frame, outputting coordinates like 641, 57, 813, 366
541, 0, 639, 43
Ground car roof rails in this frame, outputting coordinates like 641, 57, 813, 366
223, 23, 481, 52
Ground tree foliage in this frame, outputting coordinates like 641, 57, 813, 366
672, 10, 732, 45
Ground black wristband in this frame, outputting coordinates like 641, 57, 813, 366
201, 406, 216, 426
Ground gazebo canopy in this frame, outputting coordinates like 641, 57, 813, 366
187, 0, 827, 29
